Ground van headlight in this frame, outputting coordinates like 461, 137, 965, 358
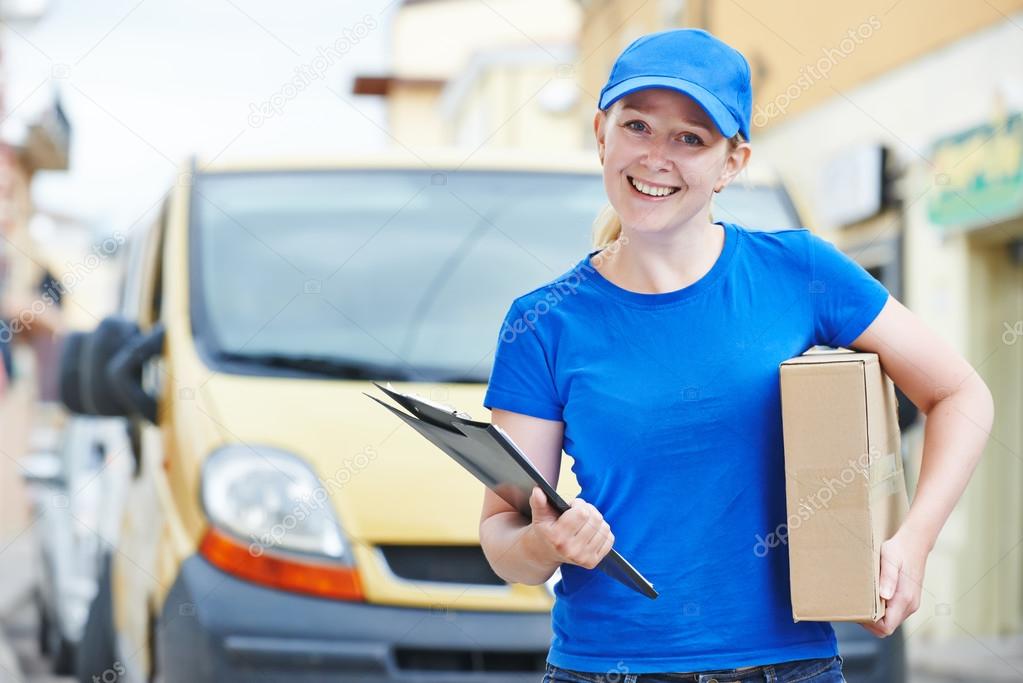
201, 445, 347, 559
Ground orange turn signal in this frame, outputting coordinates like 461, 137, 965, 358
199, 526, 364, 601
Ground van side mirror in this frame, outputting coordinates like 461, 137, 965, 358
107, 323, 165, 424
60, 317, 139, 416
59, 332, 90, 414
58, 316, 164, 422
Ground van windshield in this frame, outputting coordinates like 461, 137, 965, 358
190, 169, 797, 382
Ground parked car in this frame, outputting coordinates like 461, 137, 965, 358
23, 413, 131, 675
61, 149, 903, 682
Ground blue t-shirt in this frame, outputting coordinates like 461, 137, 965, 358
482, 221, 890, 673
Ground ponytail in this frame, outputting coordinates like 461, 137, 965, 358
591, 203, 622, 249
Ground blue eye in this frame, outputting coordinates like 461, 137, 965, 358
623, 120, 703, 145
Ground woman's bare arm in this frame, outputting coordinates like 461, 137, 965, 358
479, 408, 614, 585
849, 296, 995, 636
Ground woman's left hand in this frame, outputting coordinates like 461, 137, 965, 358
860, 527, 931, 638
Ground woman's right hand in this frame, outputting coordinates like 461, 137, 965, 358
527, 486, 615, 570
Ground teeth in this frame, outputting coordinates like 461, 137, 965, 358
629, 177, 679, 197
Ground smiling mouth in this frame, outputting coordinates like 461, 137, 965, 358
627, 176, 681, 198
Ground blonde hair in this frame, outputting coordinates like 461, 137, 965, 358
591, 132, 747, 249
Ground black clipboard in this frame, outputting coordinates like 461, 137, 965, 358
365, 381, 658, 600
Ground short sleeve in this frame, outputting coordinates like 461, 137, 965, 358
482, 299, 564, 421
807, 232, 891, 348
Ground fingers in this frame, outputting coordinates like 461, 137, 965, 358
859, 621, 886, 638
879, 583, 921, 636
529, 487, 556, 523
575, 514, 610, 561
569, 499, 602, 540
863, 575, 922, 638
595, 529, 615, 563
532, 495, 614, 569
862, 534, 928, 639
879, 542, 901, 601
870, 540, 903, 637
565, 499, 614, 569
529, 486, 545, 508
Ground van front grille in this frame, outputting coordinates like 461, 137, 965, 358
377, 544, 505, 586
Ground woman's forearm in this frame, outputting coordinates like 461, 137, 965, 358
480, 511, 561, 585
900, 375, 995, 550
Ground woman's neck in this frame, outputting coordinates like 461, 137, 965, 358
594, 221, 724, 294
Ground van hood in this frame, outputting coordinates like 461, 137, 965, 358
199, 373, 500, 545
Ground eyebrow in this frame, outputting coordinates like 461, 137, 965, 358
620, 105, 712, 133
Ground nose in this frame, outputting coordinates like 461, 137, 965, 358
640, 137, 672, 173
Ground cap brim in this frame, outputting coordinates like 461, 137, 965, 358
598, 76, 740, 139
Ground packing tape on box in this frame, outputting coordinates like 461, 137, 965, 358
869, 452, 901, 499
869, 451, 898, 481
791, 467, 865, 511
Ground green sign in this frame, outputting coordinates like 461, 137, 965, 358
928, 111, 1023, 229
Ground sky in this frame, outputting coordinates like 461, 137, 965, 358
1, 0, 397, 236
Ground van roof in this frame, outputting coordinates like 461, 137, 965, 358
195, 146, 784, 186
194, 148, 602, 175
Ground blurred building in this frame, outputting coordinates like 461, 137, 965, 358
574, 0, 1023, 640
361, 0, 1023, 642
0, 1, 71, 482
353, 0, 585, 153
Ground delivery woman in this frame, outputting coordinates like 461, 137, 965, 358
479, 28, 993, 683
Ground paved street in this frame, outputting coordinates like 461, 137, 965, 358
0, 386, 70, 683
0, 516, 71, 683
0, 522, 72, 683
2, 607, 73, 683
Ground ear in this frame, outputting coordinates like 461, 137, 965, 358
715, 141, 752, 192
593, 110, 607, 164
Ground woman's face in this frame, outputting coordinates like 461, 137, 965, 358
594, 88, 749, 236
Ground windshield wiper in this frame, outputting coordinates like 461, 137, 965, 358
216, 351, 413, 381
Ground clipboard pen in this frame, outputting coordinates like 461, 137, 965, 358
365, 381, 658, 600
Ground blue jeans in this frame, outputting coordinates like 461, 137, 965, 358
542, 654, 845, 682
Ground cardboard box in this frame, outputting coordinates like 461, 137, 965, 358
779, 347, 910, 622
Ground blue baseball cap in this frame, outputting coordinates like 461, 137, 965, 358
598, 29, 752, 141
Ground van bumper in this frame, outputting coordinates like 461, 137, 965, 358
157, 555, 551, 682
